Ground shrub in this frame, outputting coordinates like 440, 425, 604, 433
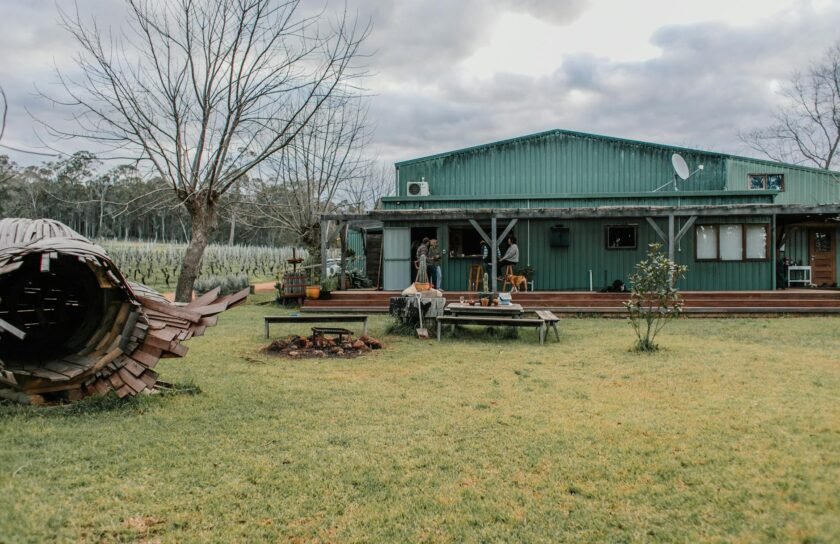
194, 273, 250, 296
623, 243, 688, 352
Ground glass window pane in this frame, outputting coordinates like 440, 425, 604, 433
696, 225, 718, 259
767, 174, 783, 191
745, 225, 767, 259
606, 226, 637, 249
720, 225, 743, 261
814, 231, 831, 253
749, 175, 766, 189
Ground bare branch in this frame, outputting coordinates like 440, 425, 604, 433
40, 0, 371, 300
741, 40, 840, 172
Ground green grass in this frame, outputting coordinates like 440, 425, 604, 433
1, 295, 838, 542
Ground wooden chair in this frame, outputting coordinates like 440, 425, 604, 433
467, 264, 483, 291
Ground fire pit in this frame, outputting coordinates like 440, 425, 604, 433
263, 333, 383, 359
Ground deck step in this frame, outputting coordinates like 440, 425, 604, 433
302, 289, 840, 315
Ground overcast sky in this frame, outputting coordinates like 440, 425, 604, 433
1, 0, 839, 168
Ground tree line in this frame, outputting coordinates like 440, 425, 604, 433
0, 150, 391, 247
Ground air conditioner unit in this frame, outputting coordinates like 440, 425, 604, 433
406, 181, 429, 197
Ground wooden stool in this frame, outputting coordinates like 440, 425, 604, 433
467, 264, 483, 291
500, 265, 515, 292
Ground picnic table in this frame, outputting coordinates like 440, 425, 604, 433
437, 303, 560, 344
445, 302, 524, 317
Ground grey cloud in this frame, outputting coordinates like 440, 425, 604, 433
368, 3, 840, 166
356, 0, 588, 82
0, 0, 129, 160
4, 0, 840, 174
503, 0, 590, 25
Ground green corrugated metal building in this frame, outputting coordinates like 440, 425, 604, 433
324, 129, 840, 292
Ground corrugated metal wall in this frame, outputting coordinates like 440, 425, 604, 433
726, 158, 840, 205
383, 192, 775, 210
419, 216, 774, 291
396, 130, 725, 197
345, 228, 366, 273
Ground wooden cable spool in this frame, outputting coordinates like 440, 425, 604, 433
0, 218, 248, 403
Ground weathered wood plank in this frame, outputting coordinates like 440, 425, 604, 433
136, 296, 202, 323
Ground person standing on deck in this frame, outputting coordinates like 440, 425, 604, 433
499, 235, 519, 269
415, 237, 431, 283
480, 239, 500, 278
428, 238, 442, 289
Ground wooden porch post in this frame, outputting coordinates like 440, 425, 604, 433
491, 216, 498, 292
668, 215, 675, 288
771, 214, 777, 290
646, 217, 666, 243
668, 214, 675, 263
339, 222, 349, 291
320, 218, 328, 284
468, 220, 491, 246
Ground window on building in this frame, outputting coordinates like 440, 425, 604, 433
745, 225, 768, 259
695, 224, 769, 261
719, 225, 743, 261
696, 225, 718, 260
448, 226, 486, 257
605, 225, 637, 249
748, 174, 784, 191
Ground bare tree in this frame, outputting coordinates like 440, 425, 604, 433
742, 41, 840, 171
340, 159, 395, 212
46, 0, 369, 301
0, 86, 7, 144
0, 87, 12, 189
244, 94, 369, 252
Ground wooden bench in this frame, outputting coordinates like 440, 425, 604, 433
535, 310, 560, 342
436, 315, 547, 344
264, 315, 369, 338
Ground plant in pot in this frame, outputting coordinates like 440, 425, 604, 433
514, 265, 535, 281
305, 266, 321, 300
319, 276, 339, 299
414, 255, 431, 291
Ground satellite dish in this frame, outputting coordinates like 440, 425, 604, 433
671, 153, 690, 180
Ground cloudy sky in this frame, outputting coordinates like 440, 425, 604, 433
1, 0, 839, 167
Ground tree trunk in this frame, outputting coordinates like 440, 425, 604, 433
174, 195, 219, 302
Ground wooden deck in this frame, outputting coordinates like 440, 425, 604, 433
301, 289, 840, 316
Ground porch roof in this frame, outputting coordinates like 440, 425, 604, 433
321, 203, 840, 223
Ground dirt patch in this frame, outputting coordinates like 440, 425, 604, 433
263, 333, 383, 359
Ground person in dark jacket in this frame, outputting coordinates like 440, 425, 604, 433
428, 238, 442, 289
415, 237, 431, 283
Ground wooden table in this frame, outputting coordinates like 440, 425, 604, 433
445, 302, 524, 317
264, 315, 368, 338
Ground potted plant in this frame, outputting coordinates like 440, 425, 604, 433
306, 284, 321, 299
414, 255, 431, 291
319, 276, 339, 299
305, 266, 321, 299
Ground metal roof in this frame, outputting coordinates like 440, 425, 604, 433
394, 128, 839, 176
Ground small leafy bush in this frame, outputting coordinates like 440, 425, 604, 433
194, 273, 250, 295
623, 243, 688, 352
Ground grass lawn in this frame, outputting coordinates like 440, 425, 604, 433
1, 294, 838, 543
